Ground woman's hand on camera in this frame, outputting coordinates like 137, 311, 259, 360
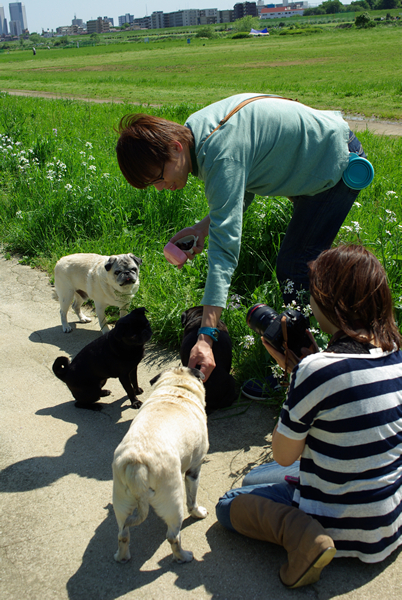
262, 338, 300, 373
261, 330, 319, 374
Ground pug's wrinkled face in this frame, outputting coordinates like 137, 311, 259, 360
105, 254, 142, 287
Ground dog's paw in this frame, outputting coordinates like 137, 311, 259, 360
79, 315, 92, 323
190, 506, 208, 519
175, 550, 193, 564
62, 325, 72, 333
134, 387, 144, 395
114, 550, 131, 563
99, 389, 112, 397
131, 399, 143, 409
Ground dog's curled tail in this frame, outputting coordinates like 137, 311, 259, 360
52, 356, 71, 382
124, 463, 150, 527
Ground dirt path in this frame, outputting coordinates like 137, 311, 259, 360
1, 253, 402, 599
3, 88, 402, 137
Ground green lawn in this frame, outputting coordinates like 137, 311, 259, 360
1, 26, 402, 118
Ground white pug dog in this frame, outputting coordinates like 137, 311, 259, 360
53, 253, 142, 334
112, 366, 209, 565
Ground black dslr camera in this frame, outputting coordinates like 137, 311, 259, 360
246, 303, 311, 358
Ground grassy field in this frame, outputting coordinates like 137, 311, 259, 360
0, 91, 401, 409
1, 25, 402, 119
0, 21, 401, 407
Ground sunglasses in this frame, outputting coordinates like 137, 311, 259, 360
147, 163, 165, 186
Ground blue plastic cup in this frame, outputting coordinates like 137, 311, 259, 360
342, 153, 374, 190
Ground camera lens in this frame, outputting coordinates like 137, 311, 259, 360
246, 304, 279, 336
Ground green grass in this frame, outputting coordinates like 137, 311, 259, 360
0, 93, 401, 410
1, 25, 402, 118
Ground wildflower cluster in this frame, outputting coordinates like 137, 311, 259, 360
240, 334, 255, 350
46, 158, 67, 182
228, 293, 242, 310
0, 134, 39, 174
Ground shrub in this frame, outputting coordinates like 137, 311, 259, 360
355, 12, 372, 28
195, 26, 217, 39
232, 32, 251, 39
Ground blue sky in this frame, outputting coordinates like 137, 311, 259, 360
8, 1, 351, 35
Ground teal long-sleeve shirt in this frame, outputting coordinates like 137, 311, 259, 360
185, 93, 350, 308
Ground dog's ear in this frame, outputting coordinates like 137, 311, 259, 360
105, 256, 117, 271
189, 367, 205, 381
130, 254, 143, 266
149, 373, 162, 386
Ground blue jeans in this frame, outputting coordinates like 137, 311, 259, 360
216, 461, 300, 532
277, 131, 366, 304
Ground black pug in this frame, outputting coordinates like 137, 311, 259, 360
52, 307, 152, 410
180, 306, 237, 415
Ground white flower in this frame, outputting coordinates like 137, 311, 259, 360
351, 221, 361, 233
79, 151, 86, 155
102, 173, 110, 178
88, 165, 96, 172
354, 201, 361, 208
65, 184, 73, 191
85, 141, 93, 149
228, 293, 242, 310
386, 191, 397, 196
271, 364, 284, 379
283, 279, 294, 295
88, 155, 95, 161
241, 335, 255, 349
16, 210, 23, 218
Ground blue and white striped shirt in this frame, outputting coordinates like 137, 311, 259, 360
277, 347, 402, 563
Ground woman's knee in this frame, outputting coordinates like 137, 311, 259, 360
215, 493, 237, 532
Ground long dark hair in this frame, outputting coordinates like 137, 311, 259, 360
308, 245, 401, 351
115, 114, 194, 189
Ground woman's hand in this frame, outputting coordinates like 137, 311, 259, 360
261, 330, 319, 374
170, 216, 210, 260
188, 338, 216, 382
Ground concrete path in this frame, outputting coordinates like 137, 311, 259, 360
1, 254, 401, 600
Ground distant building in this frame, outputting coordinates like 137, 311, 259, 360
118, 13, 134, 27
72, 14, 84, 28
233, 2, 258, 20
260, 6, 305, 19
87, 17, 110, 34
217, 10, 234, 23
9, 2, 27, 32
0, 5, 8, 34
9, 19, 21, 35
151, 11, 164, 29
133, 15, 151, 29
104, 16, 114, 27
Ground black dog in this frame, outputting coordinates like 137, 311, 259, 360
52, 308, 152, 410
180, 306, 237, 414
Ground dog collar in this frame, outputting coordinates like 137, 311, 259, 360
197, 327, 219, 342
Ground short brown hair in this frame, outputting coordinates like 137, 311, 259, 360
115, 113, 194, 189
308, 245, 401, 351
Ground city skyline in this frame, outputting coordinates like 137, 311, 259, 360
1, 0, 353, 35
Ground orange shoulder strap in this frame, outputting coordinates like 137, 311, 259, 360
203, 94, 298, 144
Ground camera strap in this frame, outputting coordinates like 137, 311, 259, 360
200, 95, 298, 149
280, 315, 290, 388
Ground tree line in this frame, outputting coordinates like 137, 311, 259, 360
304, 0, 400, 16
